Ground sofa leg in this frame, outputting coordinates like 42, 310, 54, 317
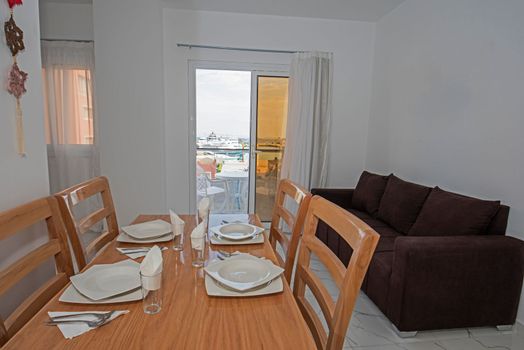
496, 325, 513, 331
392, 323, 418, 338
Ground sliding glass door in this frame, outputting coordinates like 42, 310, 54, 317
192, 63, 288, 220
250, 75, 289, 221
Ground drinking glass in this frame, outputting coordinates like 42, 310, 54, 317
191, 236, 206, 268
140, 270, 163, 314
172, 222, 185, 251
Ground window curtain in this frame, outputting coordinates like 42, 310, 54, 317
41, 41, 100, 194
281, 52, 333, 189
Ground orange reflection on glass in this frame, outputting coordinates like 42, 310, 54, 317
255, 76, 289, 221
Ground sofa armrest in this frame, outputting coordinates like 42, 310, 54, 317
387, 235, 524, 331
310, 188, 354, 210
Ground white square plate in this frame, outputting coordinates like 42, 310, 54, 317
70, 259, 141, 301
205, 274, 283, 297
59, 284, 142, 304
204, 254, 283, 292
117, 232, 173, 244
121, 220, 172, 239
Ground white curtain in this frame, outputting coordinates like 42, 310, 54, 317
281, 52, 333, 189
41, 41, 99, 194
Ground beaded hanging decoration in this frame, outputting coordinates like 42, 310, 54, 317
4, 0, 26, 156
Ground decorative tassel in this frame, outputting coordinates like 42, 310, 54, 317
15, 98, 25, 156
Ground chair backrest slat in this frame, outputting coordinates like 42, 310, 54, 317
0, 196, 73, 346
293, 196, 379, 350
269, 179, 312, 283
0, 198, 51, 240
0, 240, 61, 297
77, 207, 112, 234
55, 176, 118, 271
298, 264, 336, 326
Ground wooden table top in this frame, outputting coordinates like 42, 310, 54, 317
5, 214, 316, 350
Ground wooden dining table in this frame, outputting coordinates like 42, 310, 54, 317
4, 214, 316, 349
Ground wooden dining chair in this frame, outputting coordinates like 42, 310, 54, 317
293, 196, 379, 350
269, 179, 312, 283
55, 176, 118, 271
0, 197, 73, 346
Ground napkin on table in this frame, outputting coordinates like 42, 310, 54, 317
169, 210, 185, 236
140, 245, 163, 290
198, 197, 210, 223
48, 311, 129, 339
191, 221, 206, 251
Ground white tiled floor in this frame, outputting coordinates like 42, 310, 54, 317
305, 255, 524, 350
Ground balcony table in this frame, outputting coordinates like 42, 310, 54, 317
4, 214, 316, 350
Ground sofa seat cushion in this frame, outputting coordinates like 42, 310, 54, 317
351, 171, 390, 216
408, 187, 501, 236
365, 252, 394, 311
377, 175, 431, 234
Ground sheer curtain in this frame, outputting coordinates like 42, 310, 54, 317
281, 52, 333, 189
41, 41, 99, 194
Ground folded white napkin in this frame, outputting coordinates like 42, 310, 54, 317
140, 246, 163, 290
48, 311, 128, 339
198, 197, 210, 222
169, 210, 185, 236
191, 221, 206, 251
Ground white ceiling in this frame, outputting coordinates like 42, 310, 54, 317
40, 0, 406, 22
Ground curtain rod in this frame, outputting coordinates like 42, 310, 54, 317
41, 39, 94, 43
177, 43, 296, 54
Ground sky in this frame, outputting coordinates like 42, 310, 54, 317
195, 69, 289, 141
196, 69, 251, 139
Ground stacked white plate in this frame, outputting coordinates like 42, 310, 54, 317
117, 220, 173, 243
204, 253, 284, 297
209, 223, 265, 246
60, 260, 142, 304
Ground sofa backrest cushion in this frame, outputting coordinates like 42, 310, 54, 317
377, 175, 431, 234
408, 187, 501, 236
351, 171, 389, 216
486, 205, 510, 235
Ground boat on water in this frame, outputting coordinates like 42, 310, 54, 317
197, 132, 245, 149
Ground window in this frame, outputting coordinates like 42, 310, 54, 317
43, 69, 94, 145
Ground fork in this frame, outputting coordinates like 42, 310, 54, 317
47, 311, 115, 327
49, 311, 115, 321
46, 317, 109, 328
118, 247, 168, 254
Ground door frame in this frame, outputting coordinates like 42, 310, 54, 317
188, 60, 288, 213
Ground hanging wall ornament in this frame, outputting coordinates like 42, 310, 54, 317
7, 0, 23, 8
7, 62, 28, 156
4, 0, 26, 156
4, 15, 24, 56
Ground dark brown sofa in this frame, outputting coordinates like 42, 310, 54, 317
312, 171, 524, 335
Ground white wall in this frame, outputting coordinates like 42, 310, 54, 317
39, 1, 93, 41
0, 1, 52, 317
367, 0, 524, 322
92, 0, 166, 225
163, 9, 375, 213
91, 1, 376, 222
